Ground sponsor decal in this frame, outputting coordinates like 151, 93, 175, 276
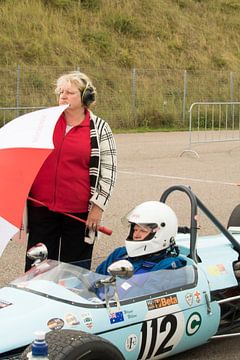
207, 264, 227, 276
0, 299, 12, 308
186, 312, 202, 336
109, 310, 124, 324
124, 309, 137, 319
81, 312, 93, 329
185, 293, 193, 306
125, 334, 138, 352
131, 213, 141, 222
47, 318, 64, 330
147, 295, 178, 310
65, 313, 80, 326
194, 290, 201, 303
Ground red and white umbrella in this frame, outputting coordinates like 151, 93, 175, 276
0, 105, 68, 256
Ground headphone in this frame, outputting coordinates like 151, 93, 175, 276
81, 80, 96, 107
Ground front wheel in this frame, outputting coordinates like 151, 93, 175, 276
21, 330, 125, 360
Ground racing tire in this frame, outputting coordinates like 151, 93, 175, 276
227, 204, 240, 228
21, 329, 125, 360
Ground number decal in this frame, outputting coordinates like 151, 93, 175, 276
138, 314, 183, 360
138, 321, 147, 359
146, 318, 158, 358
155, 314, 177, 355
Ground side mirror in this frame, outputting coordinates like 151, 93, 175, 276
94, 260, 134, 289
27, 243, 48, 262
107, 260, 134, 279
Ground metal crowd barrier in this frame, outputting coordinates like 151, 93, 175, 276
181, 102, 240, 157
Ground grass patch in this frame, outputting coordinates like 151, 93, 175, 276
1, 1, 240, 129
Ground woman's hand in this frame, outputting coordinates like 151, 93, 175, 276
86, 204, 103, 231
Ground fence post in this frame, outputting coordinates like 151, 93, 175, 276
16, 65, 21, 117
230, 72, 234, 125
131, 67, 137, 127
230, 71, 234, 101
182, 70, 187, 125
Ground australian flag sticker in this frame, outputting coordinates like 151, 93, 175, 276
109, 310, 124, 324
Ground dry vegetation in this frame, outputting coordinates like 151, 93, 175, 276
1, 0, 240, 129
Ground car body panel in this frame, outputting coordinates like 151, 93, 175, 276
0, 259, 220, 359
176, 232, 240, 290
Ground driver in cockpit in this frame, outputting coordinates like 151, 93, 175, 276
96, 201, 186, 276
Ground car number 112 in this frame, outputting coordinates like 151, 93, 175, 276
137, 313, 184, 360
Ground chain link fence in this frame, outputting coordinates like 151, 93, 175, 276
1, 66, 240, 129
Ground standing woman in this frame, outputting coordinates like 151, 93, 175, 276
25, 71, 117, 271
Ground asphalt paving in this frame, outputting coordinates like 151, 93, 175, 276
1, 131, 240, 359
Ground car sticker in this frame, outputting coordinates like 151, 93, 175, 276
194, 290, 201, 303
186, 312, 202, 336
125, 333, 138, 352
47, 318, 64, 330
121, 281, 132, 291
207, 264, 227, 276
16, 282, 28, 288
185, 293, 193, 306
64, 313, 80, 326
147, 295, 178, 311
124, 309, 137, 320
138, 312, 184, 359
0, 299, 12, 308
80, 312, 94, 329
109, 310, 124, 324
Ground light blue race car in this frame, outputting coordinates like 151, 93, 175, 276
1, 184, 240, 360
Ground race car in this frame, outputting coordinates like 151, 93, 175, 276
0, 184, 240, 360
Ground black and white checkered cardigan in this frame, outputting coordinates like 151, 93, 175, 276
89, 112, 117, 211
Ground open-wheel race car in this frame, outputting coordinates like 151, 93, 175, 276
1, 184, 240, 360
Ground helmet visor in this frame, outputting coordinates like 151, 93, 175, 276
127, 222, 158, 242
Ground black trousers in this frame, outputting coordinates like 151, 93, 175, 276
25, 206, 93, 271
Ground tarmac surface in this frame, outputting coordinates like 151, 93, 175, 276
1, 131, 240, 359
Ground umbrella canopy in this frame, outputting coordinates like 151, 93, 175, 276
0, 104, 68, 256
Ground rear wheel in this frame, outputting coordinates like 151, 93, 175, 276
227, 204, 240, 228
21, 330, 124, 360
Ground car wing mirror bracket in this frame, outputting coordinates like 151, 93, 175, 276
95, 260, 134, 312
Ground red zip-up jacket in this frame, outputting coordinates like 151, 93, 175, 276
30, 112, 91, 213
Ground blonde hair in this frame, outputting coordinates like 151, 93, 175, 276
55, 71, 96, 107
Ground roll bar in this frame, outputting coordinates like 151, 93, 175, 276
160, 185, 240, 263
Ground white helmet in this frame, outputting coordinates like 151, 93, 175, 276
125, 201, 178, 258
